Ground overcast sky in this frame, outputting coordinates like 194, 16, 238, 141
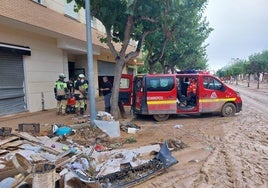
204, 0, 268, 71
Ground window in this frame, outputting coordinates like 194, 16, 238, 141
120, 78, 130, 89
146, 77, 174, 91
65, 0, 78, 19
135, 79, 142, 91
33, 0, 44, 4
203, 76, 225, 91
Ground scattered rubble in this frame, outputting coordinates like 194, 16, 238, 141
0, 115, 185, 187
0, 127, 12, 137
120, 121, 141, 134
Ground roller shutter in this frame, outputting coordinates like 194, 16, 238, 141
0, 51, 26, 116
98, 60, 115, 76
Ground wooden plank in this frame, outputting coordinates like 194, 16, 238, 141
0, 136, 19, 146
1, 140, 23, 149
12, 131, 42, 143
23, 140, 60, 155
56, 155, 77, 168
0, 149, 9, 155
42, 139, 69, 153
30, 154, 46, 163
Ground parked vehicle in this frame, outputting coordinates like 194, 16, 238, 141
119, 72, 242, 121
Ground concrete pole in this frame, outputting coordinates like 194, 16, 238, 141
85, 0, 96, 125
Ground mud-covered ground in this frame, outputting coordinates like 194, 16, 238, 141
0, 82, 267, 188
134, 82, 268, 188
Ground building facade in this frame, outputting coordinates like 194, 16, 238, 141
0, 0, 139, 116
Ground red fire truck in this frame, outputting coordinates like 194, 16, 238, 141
119, 72, 242, 121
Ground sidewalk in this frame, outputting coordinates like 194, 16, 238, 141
0, 98, 125, 130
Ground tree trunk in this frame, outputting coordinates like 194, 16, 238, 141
149, 61, 154, 74
257, 73, 260, 89
247, 74, 250, 87
110, 58, 125, 119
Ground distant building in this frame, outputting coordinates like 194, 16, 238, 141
0, 0, 141, 115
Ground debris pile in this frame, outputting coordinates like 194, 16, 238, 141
0, 118, 181, 187
96, 111, 114, 121
120, 121, 141, 134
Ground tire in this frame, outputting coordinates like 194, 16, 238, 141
153, 114, 170, 122
221, 103, 236, 117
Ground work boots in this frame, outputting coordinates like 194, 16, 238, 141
80, 108, 84, 115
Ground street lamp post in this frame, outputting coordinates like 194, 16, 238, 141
85, 0, 96, 125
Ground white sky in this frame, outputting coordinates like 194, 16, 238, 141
204, 0, 268, 71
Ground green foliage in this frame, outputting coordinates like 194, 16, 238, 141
137, 52, 163, 74
248, 50, 268, 74
216, 50, 268, 80
216, 59, 245, 78
142, 0, 212, 73
216, 69, 226, 78
69, 0, 211, 74
124, 137, 137, 144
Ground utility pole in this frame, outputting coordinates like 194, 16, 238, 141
85, 0, 96, 125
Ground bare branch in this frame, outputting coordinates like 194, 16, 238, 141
159, 37, 168, 60
105, 26, 118, 57
120, 15, 134, 56
125, 31, 151, 62
140, 16, 158, 23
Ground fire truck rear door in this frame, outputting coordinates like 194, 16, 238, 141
119, 74, 133, 106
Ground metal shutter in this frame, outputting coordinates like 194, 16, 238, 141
0, 51, 26, 116
98, 61, 116, 76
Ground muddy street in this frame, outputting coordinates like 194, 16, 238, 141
0, 83, 267, 187
133, 83, 268, 188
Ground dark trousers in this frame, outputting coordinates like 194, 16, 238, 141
104, 93, 112, 113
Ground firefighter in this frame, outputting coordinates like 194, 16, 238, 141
74, 74, 88, 115
54, 73, 68, 115
187, 78, 196, 96
66, 78, 76, 114
187, 78, 197, 105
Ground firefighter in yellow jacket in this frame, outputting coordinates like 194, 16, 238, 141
74, 74, 88, 115
54, 73, 68, 115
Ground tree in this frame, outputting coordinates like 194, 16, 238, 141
216, 50, 268, 87
244, 61, 254, 87
230, 59, 244, 85
69, 0, 180, 118
142, 0, 212, 73
249, 51, 268, 89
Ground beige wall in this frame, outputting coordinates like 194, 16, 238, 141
44, 0, 105, 32
0, 24, 67, 112
45, 0, 65, 14
0, 0, 139, 114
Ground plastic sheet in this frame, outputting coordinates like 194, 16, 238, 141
94, 120, 120, 138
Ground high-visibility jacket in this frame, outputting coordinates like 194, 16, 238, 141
74, 79, 88, 97
54, 80, 68, 96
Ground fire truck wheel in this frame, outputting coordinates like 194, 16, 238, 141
153, 114, 170, 122
221, 103, 236, 117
